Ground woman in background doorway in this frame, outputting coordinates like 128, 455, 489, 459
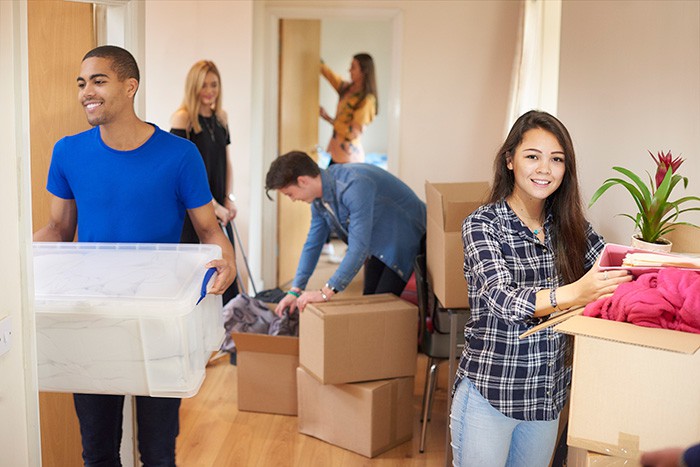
319, 53, 378, 259
319, 52, 378, 164
171, 60, 239, 303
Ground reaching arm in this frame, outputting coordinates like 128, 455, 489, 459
33, 196, 77, 242
188, 203, 236, 295
320, 62, 345, 92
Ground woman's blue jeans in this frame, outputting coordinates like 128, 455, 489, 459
449, 377, 559, 467
73, 393, 181, 467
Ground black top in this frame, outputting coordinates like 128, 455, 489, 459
171, 114, 231, 243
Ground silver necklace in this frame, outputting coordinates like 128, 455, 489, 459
201, 115, 216, 142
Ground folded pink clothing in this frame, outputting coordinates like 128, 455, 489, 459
583, 268, 700, 334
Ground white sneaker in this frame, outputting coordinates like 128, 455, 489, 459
328, 254, 344, 264
321, 243, 335, 256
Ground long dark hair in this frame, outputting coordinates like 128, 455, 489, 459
344, 53, 378, 116
491, 110, 588, 283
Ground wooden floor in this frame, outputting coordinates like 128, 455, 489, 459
175, 242, 452, 466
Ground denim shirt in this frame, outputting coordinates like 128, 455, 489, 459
292, 163, 426, 292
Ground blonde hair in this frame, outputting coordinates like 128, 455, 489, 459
177, 60, 224, 134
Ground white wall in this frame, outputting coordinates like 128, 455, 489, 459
558, 0, 700, 245
0, 1, 41, 465
394, 0, 519, 190
144, 0, 519, 289
319, 18, 392, 156
143, 0, 256, 286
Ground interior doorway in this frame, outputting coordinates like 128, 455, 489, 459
317, 18, 393, 171
260, 8, 402, 290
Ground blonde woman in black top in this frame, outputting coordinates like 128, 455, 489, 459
171, 60, 238, 301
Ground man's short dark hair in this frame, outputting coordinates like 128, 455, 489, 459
82, 45, 140, 83
265, 151, 321, 199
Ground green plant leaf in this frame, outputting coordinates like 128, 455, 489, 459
613, 166, 652, 202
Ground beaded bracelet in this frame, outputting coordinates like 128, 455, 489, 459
549, 287, 561, 312
287, 290, 300, 298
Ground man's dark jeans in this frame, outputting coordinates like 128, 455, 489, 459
73, 393, 181, 467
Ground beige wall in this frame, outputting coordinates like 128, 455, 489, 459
143, 0, 519, 289
395, 0, 519, 189
143, 0, 256, 286
559, 0, 700, 245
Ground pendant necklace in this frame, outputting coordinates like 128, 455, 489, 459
201, 115, 216, 142
511, 202, 544, 236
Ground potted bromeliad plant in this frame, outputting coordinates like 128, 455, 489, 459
589, 150, 700, 252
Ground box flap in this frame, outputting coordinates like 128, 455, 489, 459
305, 294, 415, 318
425, 181, 489, 231
231, 332, 298, 355
518, 306, 585, 339
554, 315, 700, 354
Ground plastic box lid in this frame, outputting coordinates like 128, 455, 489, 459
33, 242, 221, 317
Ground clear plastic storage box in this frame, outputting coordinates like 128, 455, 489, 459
33, 242, 224, 398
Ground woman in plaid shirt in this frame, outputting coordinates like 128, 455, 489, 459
449, 111, 631, 466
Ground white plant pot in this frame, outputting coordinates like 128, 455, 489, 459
630, 235, 673, 253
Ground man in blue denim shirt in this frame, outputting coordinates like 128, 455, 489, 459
266, 151, 426, 314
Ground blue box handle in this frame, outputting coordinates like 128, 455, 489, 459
196, 267, 217, 305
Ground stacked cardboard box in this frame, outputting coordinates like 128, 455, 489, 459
297, 294, 418, 457
555, 316, 700, 459
425, 181, 489, 308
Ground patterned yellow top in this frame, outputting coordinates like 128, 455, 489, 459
321, 63, 376, 163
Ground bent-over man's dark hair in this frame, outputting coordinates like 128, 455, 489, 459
82, 45, 140, 84
265, 151, 321, 200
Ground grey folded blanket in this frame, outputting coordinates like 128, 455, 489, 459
221, 294, 298, 353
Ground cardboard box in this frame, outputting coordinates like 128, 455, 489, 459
232, 332, 299, 415
296, 367, 413, 458
425, 181, 489, 308
555, 316, 700, 459
300, 294, 417, 384
665, 223, 700, 254
567, 446, 640, 466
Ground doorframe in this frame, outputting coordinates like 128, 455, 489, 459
71, 0, 145, 115
258, 6, 403, 289
2, 0, 41, 464
19, 2, 145, 465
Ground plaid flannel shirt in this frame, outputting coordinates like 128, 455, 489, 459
454, 199, 604, 421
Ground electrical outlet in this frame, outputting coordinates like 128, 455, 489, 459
0, 316, 12, 357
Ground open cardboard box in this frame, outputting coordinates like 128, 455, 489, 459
425, 181, 489, 308
232, 332, 299, 415
522, 313, 700, 459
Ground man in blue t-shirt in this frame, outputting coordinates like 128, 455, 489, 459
34, 45, 235, 467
